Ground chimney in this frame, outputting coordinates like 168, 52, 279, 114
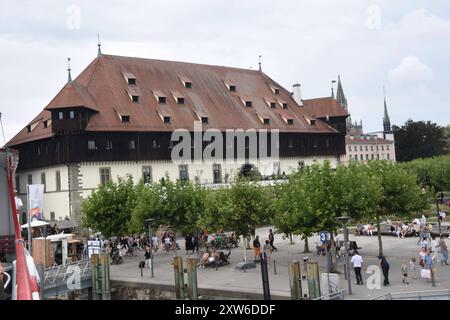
293, 83, 303, 106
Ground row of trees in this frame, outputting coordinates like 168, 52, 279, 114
400, 155, 450, 192
82, 160, 437, 259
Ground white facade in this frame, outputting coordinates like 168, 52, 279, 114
340, 137, 396, 165
15, 156, 339, 221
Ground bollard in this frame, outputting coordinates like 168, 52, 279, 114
288, 261, 302, 300
260, 253, 271, 300
90, 254, 100, 300
100, 252, 111, 300
306, 261, 321, 300
273, 260, 277, 275
186, 257, 198, 300
173, 256, 185, 299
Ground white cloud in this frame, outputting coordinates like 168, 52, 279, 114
388, 56, 433, 85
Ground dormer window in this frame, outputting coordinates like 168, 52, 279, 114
172, 91, 185, 105
163, 116, 171, 123
201, 117, 208, 124
27, 125, 31, 132
131, 95, 139, 103
258, 114, 271, 125
123, 72, 137, 85
177, 97, 184, 104
224, 82, 236, 92
195, 111, 208, 124
282, 103, 288, 109
43, 121, 48, 128
270, 102, 276, 108
245, 101, 252, 107
153, 90, 167, 104
179, 76, 192, 89
277, 99, 288, 109
263, 118, 270, 125
121, 115, 130, 123
287, 119, 294, 125
270, 85, 280, 95
159, 97, 166, 104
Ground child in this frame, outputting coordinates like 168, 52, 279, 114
401, 263, 409, 284
409, 257, 418, 280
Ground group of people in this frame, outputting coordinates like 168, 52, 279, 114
252, 229, 278, 261
184, 234, 201, 254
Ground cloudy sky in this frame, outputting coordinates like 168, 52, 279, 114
0, 0, 449, 142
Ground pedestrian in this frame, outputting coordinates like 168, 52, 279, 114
431, 236, 438, 262
438, 235, 448, 265
424, 249, 433, 282
334, 233, 341, 259
401, 263, 409, 284
185, 234, 192, 254
263, 240, 271, 262
253, 235, 261, 260
378, 255, 390, 286
144, 246, 151, 269
409, 258, 418, 279
193, 234, 200, 253
350, 250, 364, 285
268, 229, 278, 252
151, 234, 159, 254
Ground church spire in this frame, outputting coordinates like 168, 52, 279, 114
97, 34, 102, 57
258, 55, 262, 72
67, 57, 72, 83
331, 80, 336, 98
383, 86, 391, 132
336, 75, 348, 111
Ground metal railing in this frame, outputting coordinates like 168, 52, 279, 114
43, 259, 91, 289
371, 289, 450, 300
313, 288, 345, 300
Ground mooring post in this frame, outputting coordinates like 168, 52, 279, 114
90, 254, 100, 300
306, 261, 321, 300
273, 260, 277, 275
260, 253, 271, 300
187, 257, 198, 300
288, 261, 302, 300
100, 252, 111, 300
173, 256, 185, 299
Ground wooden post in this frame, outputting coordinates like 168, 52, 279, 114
90, 254, 100, 300
173, 256, 185, 299
306, 261, 321, 300
288, 261, 302, 300
186, 257, 198, 300
100, 252, 111, 300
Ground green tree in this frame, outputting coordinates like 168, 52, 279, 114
81, 176, 137, 238
400, 155, 450, 192
367, 161, 430, 256
393, 120, 447, 162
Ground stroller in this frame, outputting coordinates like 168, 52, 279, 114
316, 242, 326, 256
111, 249, 124, 265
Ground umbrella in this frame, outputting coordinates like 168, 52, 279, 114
21, 220, 49, 228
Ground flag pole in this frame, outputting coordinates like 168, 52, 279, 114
27, 184, 31, 255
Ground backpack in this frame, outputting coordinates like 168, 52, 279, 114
139, 261, 146, 268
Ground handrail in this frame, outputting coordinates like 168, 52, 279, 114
371, 289, 450, 300
313, 288, 345, 300
3, 272, 11, 289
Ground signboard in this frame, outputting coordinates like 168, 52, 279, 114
87, 240, 101, 258
319, 231, 330, 243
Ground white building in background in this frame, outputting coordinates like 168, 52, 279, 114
6, 48, 348, 222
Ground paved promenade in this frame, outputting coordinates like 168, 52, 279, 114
110, 226, 450, 300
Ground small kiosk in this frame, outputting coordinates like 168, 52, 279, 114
33, 233, 80, 267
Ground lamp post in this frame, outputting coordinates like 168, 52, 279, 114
337, 216, 352, 295
145, 219, 155, 278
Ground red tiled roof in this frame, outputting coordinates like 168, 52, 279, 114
7, 54, 339, 147
302, 97, 349, 118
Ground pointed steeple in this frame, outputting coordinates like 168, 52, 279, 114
258, 55, 262, 72
331, 80, 336, 98
67, 58, 72, 83
336, 75, 348, 111
383, 87, 391, 132
97, 34, 102, 57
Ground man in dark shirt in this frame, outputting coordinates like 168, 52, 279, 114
268, 229, 278, 252
253, 236, 261, 260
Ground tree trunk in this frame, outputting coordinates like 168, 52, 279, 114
242, 235, 247, 262
330, 230, 338, 272
289, 233, 293, 245
303, 236, 310, 253
376, 213, 383, 257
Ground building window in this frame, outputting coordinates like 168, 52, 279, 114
50, 212, 55, 221
105, 140, 113, 150
184, 82, 192, 88
263, 118, 270, 125
27, 174, 32, 185
37, 147, 40, 156
313, 138, 318, 148
122, 115, 130, 123
213, 164, 222, 183
326, 139, 330, 148
381, 145, 384, 151
354, 146, 357, 152
282, 103, 288, 109
274, 88, 280, 95
163, 116, 171, 124
69, 111, 75, 119
366, 154, 369, 160
288, 138, 293, 149
129, 140, 136, 150
348, 146, 352, 152
245, 101, 252, 107
287, 119, 294, 125
376, 145, 379, 151
128, 78, 136, 85
55, 170, 61, 192
158, 96, 166, 104
360, 146, 363, 151
270, 102, 276, 108
100, 168, 111, 186
377, 154, 380, 160
142, 166, 152, 184
179, 165, 189, 181
177, 97, 185, 104
360, 154, 363, 161
371, 154, 374, 160
365, 145, 368, 151
201, 117, 208, 124
152, 140, 158, 148
15, 175, 20, 194
387, 145, 390, 151
131, 95, 139, 103
88, 140, 97, 150
43, 121, 48, 128
58, 112, 64, 120
371, 145, 374, 151
41, 172, 46, 192
387, 153, 390, 160
229, 85, 236, 92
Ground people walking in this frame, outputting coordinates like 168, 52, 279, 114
253, 235, 261, 260
263, 240, 272, 262
410, 258, 418, 279
401, 263, 409, 284
268, 229, 278, 252
438, 235, 448, 265
378, 255, 390, 286
144, 246, 151, 269
350, 250, 363, 285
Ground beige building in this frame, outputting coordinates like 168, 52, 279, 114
341, 135, 396, 164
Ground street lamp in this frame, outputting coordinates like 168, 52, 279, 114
436, 195, 442, 234
145, 219, 155, 278
337, 216, 352, 295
